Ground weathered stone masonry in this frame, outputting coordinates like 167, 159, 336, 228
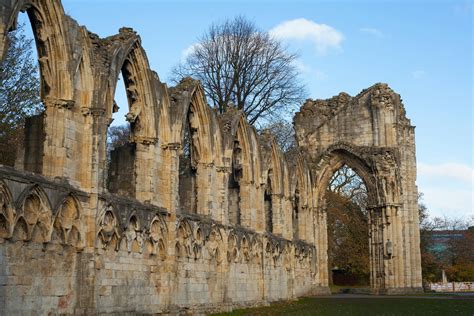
0, 0, 422, 314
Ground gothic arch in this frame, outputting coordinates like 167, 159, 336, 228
206, 226, 223, 264
52, 194, 82, 247
96, 204, 121, 250
106, 36, 158, 142
222, 116, 263, 229
147, 214, 167, 258
2, 0, 74, 102
312, 142, 411, 293
121, 213, 144, 253
172, 80, 219, 165
232, 117, 259, 183
260, 133, 293, 238
289, 152, 314, 242
0, 181, 14, 239
313, 143, 376, 204
169, 79, 222, 215
14, 185, 53, 242
102, 31, 163, 203
175, 218, 193, 258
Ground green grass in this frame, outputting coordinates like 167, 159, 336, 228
212, 296, 474, 316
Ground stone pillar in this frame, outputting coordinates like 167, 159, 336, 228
79, 107, 106, 195
41, 98, 74, 179
282, 197, 293, 240
135, 139, 158, 204
272, 194, 283, 236
306, 207, 315, 243
239, 182, 252, 229
195, 162, 215, 217
215, 166, 231, 224
368, 207, 385, 292
314, 197, 329, 288
321, 209, 329, 287
161, 143, 181, 215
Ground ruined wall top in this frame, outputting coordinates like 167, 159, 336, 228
294, 83, 414, 158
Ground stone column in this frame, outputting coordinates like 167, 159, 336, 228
134, 138, 158, 204
215, 166, 232, 224
160, 143, 181, 215
368, 207, 385, 292
41, 98, 75, 179
239, 182, 251, 228
195, 162, 215, 217
272, 193, 283, 236
79, 107, 107, 194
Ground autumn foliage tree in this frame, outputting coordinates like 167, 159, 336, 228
418, 194, 474, 283
326, 165, 370, 286
326, 191, 370, 285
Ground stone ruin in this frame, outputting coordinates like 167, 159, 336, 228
0, 0, 423, 314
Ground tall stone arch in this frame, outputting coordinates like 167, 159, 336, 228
169, 78, 221, 217
260, 131, 292, 238
1, 0, 75, 101
288, 151, 315, 243
0, 0, 80, 178
97, 29, 161, 203
294, 83, 422, 294
234, 117, 262, 231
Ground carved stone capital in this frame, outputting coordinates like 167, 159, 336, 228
81, 107, 106, 118
44, 98, 75, 109
161, 142, 180, 150
216, 166, 232, 173
196, 162, 214, 168
134, 136, 158, 145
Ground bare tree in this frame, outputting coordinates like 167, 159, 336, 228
107, 124, 130, 155
0, 23, 42, 166
172, 16, 306, 126
329, 165, 368, 209
261, 119, 297, 153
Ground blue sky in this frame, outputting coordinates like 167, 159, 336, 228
21, 0, 473, 220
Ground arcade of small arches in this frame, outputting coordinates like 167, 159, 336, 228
0, 1, 423, 314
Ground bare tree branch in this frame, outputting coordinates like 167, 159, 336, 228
171, 16, 306, 125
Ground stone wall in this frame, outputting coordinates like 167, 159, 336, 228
0, 167, 319, 314
0, 0, 422, 314
430, 282, 474, 292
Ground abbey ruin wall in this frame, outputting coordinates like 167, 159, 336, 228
0, 1, 422, 314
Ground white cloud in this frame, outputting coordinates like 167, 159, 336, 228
291, 59, 327, 80
418, 162, 473, 218
359, 27, 384, 38
181, 42, 201, 60
269, 18, 344, 54
418, 162, 474, 183
292, 59, 311, 74
420, 187, 473, 219
411, 70, 426, 79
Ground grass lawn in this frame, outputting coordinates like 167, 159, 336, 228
212, 296, 474, 316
